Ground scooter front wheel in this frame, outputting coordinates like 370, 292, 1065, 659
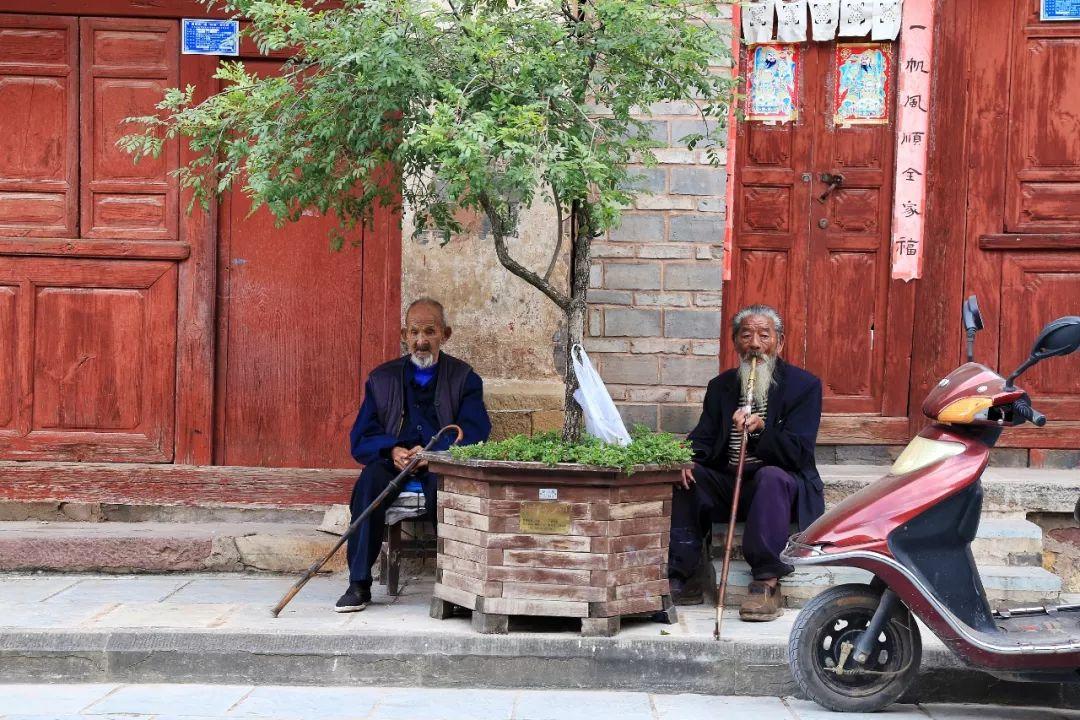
789, 583, 922, 713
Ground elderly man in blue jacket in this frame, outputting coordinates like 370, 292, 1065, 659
336, 297, 491, 612
668, 304, 824, 621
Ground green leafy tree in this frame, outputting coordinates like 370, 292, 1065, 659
122, 0, 735, 442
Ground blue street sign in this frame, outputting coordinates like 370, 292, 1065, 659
182, 19, 240, 55
1041, 0, 1080, 21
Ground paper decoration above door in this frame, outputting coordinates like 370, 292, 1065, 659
744, 0, 902, 42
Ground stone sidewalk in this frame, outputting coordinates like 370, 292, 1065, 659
1, 683, 1078, 720
1, 571, 1078, 709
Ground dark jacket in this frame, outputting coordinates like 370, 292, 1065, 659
688, 358, 824, 530
349, 353, 491, 465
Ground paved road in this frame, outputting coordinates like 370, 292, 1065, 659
0, 684, 1076, 720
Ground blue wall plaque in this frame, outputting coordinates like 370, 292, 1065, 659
1041, 0, 1080, 21
182, 19, 240, 56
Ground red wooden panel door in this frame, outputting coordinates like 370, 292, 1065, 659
0, 257, 176, 461
80, 17, 179, 240
805, 43, 908, 416
0, 15, 77, 236
1005, 4, 1080, 232
215, 59, 381, 469
729, 42, 912, 436
994, 1, 1080, 423
725, 44, 816, 370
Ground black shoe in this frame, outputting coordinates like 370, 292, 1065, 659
335, 581, 372, 613
670, 575, 704, 606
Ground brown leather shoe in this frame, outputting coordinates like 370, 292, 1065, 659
739, 580, 782, 621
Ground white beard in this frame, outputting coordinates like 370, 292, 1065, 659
738, 354, 776, 407
410, 353, 436, 369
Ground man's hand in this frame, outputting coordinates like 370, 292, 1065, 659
391, 446, 413, 472
733, 408, 764, 435
409, 445, 428, 472
677, 466, 695, 490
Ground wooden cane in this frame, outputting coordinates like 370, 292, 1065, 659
270, 424, 464, 617
714, 357, 757, 641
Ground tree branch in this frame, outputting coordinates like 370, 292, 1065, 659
544, 183, 564, 283
480, 194, 573, 313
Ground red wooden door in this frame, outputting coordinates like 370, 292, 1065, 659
0, 15, 78, 236
963, 0, 1080, 447
214, 59, 396, 469
0, 14, 179, 462
728, 41, 912, 443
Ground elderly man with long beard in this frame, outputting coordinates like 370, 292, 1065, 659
667, 304, 824, 621
336, 297, 491, 612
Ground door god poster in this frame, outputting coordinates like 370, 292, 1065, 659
747, 44, 800, 123
834, 44, 891, 125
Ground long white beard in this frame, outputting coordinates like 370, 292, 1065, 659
738, 354, 776, 407
410, 353, 436, 369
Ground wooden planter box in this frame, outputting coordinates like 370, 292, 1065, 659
423, 453, 682, 637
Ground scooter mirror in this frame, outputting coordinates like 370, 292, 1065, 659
962, 295, 984, 334
1006, 315, 1080, 387
1030, 316, 1080, 360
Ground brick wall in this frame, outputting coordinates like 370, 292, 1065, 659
585, 106, 729, 435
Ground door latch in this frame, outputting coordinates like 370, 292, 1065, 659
817, 173, 845, 203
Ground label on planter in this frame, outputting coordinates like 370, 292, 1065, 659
538, 488, 558, 500
520, 501, 572, 534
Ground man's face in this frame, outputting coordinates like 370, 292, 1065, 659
734, 314, 784, 360
402, 303, 451, 367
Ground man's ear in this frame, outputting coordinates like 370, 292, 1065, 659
400, 327, 408, 343
443, 326, 453, 342
776, 334, 785, 356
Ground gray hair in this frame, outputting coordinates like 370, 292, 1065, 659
406, 297, 448, 327
731, 304, 784, 340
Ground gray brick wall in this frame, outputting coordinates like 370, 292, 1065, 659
586, 29, 733, 433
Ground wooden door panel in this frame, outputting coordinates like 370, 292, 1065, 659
1000, 253, 1080, 417
0, 284, 17, 431
0, 15, 77, 236
0, 257, 176, 461
216, 59, 366, 470
1005, 8, 1080, 232
80, 17, 178, 240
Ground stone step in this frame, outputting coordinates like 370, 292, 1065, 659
0, 500, 327, 525
714, 560, 1062, 609
711, 515, 1046, 567
0, 521, 345, 574
1, 572, 1077, 709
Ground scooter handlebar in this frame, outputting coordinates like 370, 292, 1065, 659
1014, 399, 1047, 427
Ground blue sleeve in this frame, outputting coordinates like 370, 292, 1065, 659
349, 379, 400, 465
755, 377, 821, 472
687, 380, 718, 463
432, 371, 492, 452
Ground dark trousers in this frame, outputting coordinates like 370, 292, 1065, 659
669, 463, 797, 582
346, 458, 438, 583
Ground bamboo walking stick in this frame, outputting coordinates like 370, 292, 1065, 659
270, 424, 464, 617
714, 357, 757, 640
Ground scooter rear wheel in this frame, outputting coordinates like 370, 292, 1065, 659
789, 583, 922, 713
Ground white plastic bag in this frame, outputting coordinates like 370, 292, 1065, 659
571, 344, 632, 446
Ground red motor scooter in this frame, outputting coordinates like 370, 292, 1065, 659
781, 296, 1080, 712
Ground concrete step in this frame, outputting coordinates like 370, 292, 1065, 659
0, 500, 327, 524
711, 516, 1046, 567
714, 560, 1062, 609
0, 572, 1077, 709
0, 521, 345, 574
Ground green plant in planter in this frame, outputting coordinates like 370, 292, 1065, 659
120, 0, 734, 443
449, 425, 691, 473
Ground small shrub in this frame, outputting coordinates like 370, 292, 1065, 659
449, 425, 691, 474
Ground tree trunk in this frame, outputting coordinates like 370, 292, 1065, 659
561, 202, 592, 443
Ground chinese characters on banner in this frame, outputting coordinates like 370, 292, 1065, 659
890, 0, 934, 281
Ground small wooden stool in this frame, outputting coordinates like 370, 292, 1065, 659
379, 519, 436, 595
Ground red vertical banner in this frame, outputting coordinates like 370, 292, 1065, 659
723, 4, 741, 282
890, 0, 934, 281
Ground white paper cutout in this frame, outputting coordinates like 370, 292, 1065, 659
809, 0, 840, 41
871, 0, 903, 40
743, 0, 776, 44
839, 0, 872, 36
776, 0, 808, 42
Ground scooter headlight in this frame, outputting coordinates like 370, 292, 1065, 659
890, 436, 965, 475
